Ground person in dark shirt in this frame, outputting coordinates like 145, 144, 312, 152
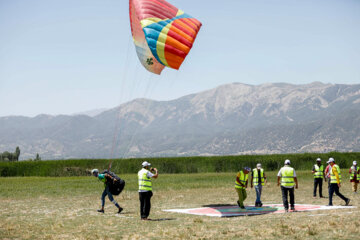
251, 163, 267, 207
312, 158, 325, 198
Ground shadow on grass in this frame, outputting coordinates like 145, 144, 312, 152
201, 204, 279, 217
147, 218, 176, 221
202, 204, 234, 207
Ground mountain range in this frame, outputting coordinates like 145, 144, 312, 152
1, 82, 360, 160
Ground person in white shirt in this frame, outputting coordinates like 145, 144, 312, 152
138, 161, 158, 220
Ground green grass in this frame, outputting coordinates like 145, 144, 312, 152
1, 170, 359, 239
1, 152, 360, 176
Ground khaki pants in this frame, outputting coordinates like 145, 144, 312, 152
352, 182, 358, 192
236, 188, 247, 208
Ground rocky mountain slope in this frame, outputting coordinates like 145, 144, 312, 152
1, 82, 359, 159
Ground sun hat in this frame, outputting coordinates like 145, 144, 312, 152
142, 161, 151, 167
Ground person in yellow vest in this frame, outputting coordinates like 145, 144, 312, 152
235, 167, 251, 209
328, 158, 350, 206
277, 159, 298, 212
138, 161, 158, 220
251, 163, 267, 207
348, 161, 359, 193
312, 158, 325, 198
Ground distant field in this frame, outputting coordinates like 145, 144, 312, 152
1, 170, 359, 239
1, 152, 360, 176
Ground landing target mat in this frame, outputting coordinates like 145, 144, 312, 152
164, 204, 356, 217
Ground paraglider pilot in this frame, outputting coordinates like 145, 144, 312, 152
92, 169, 123, 214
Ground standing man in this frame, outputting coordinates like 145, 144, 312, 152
349, 161, 359, 194
277, 160, 298, 212
328, 158, 350, 206
325, 160, 332, 194
251, 163, 267, 207
312, 158, 324, 198
91, 169, 124, 214
235, 167, 251, 209
138, 161, 158, 220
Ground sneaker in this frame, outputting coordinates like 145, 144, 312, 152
345, 199, 351, 206
97, 209, 104, 213
290, 207, 295, 211
237, 201, 241, 207
240, 206, 245, 209
259, 203, 263, 207
117, 207, 123, 214
326, 204, 333, 206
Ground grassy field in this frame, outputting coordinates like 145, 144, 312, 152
1, 170, 359, 239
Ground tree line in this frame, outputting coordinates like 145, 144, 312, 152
1, 152, 359, 177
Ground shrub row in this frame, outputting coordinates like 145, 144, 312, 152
0, 152, 359, 177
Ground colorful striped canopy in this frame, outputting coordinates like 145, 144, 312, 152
129, 0, 202, 74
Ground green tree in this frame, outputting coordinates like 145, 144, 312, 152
2, 151, 11, 161
15, 146, 20, 161
35, 153, 41, 161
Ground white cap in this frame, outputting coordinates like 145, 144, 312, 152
353, 161, 357, 165
256, 163, 262, 169
328, 158, 335, 163
91, 169, 99, 174
316, 158, 321, 162
244, 167, 251, 172
284, 159, 291, 165
142, 161, 151, 167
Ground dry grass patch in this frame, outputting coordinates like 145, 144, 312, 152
1, 172, 359, 239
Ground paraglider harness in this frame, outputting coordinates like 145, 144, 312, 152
102, 170, 125, 196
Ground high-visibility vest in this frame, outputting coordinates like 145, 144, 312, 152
330, 164, 342, 184
350, 166, 360, 181
313, 164, 324, 179
280, 166, 295, 187
252, 168, 265, 185
235, 171, 248, 189
138, 168, 152, 191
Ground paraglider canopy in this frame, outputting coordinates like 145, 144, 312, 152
129, 0, 202, 74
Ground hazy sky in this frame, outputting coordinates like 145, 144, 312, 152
1, 0, 359, 117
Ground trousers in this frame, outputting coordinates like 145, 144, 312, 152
281, 186, 294, 210
101, 185, 114, 207
329, 183, 348, 205
313, 178, 323, 197
236, 188, 247, 208
352, 182, 358, 192
139, 191, 153, 219
255, 185, 263, 204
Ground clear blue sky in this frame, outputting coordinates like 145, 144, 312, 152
1, 0, 359, 117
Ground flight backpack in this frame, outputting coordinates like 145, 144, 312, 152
102, 170, 125, 195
